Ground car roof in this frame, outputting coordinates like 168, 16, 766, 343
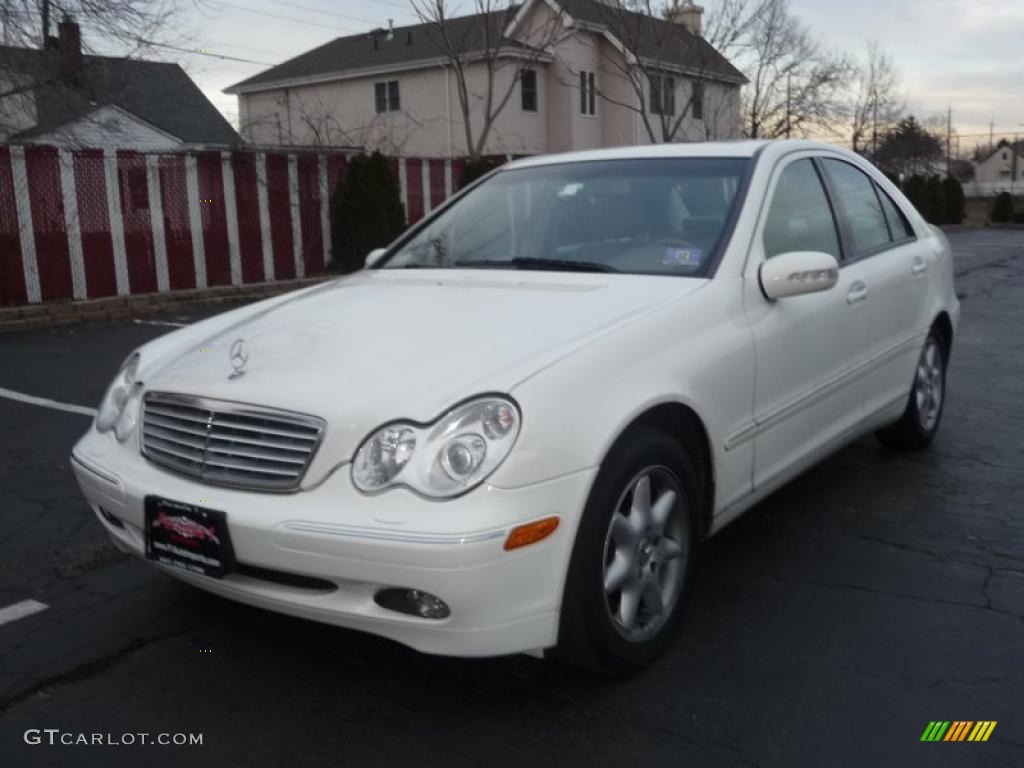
505, 140, 854, 170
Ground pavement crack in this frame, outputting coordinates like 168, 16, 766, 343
762, 574, 1024, 623
0, 626, 199, 715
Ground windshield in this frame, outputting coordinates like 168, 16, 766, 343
382, 157, 750, 277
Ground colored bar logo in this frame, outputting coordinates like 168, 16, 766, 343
921, 721, 997, 742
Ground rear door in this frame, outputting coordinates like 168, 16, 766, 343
743, 155, 869, 491
818, 159, 932, 419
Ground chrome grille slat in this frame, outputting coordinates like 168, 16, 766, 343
205, 431, 311, 453
205, 443, 307, 465
141, 393, 325, 492
202, 456, 298, 476
144, 424, 207, 450
209, 418, 319, 441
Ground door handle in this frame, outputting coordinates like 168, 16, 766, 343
911, 257, 927, 276
846, 281, 869, 304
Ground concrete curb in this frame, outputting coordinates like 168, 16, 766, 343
0, 277, 329, 334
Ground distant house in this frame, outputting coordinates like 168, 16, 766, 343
225, 0, 745, 157
974, 145, 1024, 188
0, 18, 241, 149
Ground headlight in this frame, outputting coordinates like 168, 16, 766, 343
352, 396, 520, 498
96, 353, 142, 442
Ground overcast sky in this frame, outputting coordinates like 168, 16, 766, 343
143, 0, 1024, 145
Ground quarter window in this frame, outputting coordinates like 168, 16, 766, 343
821, 159, 890, 256
763, 159, 841, 260
374, 80, 400, 113
875, 184, 914, 240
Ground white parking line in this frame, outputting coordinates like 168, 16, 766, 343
132, 319, 189, 328
0, 599, 48, 627
0, 386, 97, 417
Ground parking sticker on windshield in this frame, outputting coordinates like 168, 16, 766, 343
663, 247, 703, 267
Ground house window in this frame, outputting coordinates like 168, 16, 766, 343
579, 71, 596, 116
521, 69, 538, 112
649, 74, 675, 116
691, 81, 704, 120
375, 80, 400, 114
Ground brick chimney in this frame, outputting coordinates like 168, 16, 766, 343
665, 2, 704, 36
57, 16, 82, 83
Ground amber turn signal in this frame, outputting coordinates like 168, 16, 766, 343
504, 516, 560, 551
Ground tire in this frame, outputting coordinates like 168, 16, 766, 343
876, 327, 948, 450
554, 425, 700, 674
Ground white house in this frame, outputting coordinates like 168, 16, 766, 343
225, 0, 746, 157
974, 145, 1024, 186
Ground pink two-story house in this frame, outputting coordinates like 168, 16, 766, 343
225, 0, 746, 157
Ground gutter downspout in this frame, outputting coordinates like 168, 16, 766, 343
445, 64, 453, 158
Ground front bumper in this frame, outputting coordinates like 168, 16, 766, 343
71, 427, 596, 657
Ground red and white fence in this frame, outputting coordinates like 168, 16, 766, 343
0, 145, 466, 306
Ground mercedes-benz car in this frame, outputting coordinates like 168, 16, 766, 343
71, 140, 959, 672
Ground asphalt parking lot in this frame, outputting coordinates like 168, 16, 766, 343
1, 229, 1022, 767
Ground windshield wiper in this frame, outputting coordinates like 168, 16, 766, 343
453, 257, 617, 273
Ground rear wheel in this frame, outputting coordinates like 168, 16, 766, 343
554, 426, 699, 674
876, 328, 947, 450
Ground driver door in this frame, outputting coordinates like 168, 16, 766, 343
743, 155, 870, 491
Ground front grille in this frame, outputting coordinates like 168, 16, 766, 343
141, 392, 325, 492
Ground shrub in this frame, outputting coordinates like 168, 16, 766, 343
329, 152, 406, 274
991, 192, 1014, 223
902, 174, 928, 218
459, 156, 505, 189
1010, 209, 1024, 224
924, 175, 946, 225
941, 176, 965, 224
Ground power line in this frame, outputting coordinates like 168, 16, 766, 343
138, 38, 274, 66
211, 1, 360, 34
264, 0, 403, 27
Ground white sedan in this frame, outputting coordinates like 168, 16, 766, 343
71, 140, 959, 672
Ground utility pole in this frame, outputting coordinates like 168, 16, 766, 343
946, 106, 952, 178
41, 0, 51, 47
871, 99, 878, 157
785, 73, 792, 139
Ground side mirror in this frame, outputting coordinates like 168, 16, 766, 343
365, 248, 388, 269
759, 251, 839, 300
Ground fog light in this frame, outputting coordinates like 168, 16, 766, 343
374, 588, 450, 619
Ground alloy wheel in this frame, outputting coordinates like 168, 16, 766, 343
915, 337, 944, 431
602, 466, 689, 642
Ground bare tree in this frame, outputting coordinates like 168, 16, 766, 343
574, 0, 747, 143
0, 1, 201, 55
410, 0, 564, 158
734, 0, 852, 139
849, 40, 904, 155
0, 1, 212, 138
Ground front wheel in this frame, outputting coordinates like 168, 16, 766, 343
876, 328, 947, 450
554, 427, 699, 674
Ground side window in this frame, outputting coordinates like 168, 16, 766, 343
762, 159, 841, 260
875, 183, 914, 240
821, 159, 890, 255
